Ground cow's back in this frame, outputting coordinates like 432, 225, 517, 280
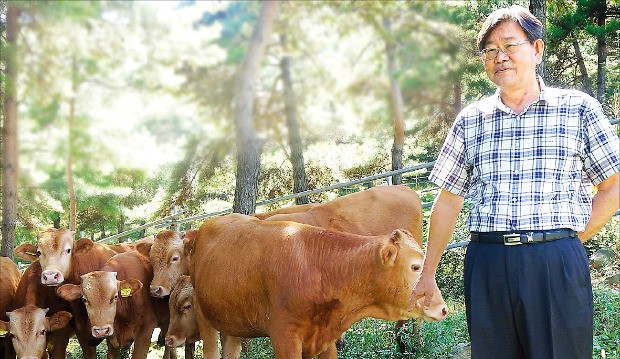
267, 185, 423, 246
0, 257, 20, 319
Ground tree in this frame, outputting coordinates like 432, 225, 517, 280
530, 0, 547, 78
279, 33, 309, 204
232, 1, 279, 215
1, 2, 20, 258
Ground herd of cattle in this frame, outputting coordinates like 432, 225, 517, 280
0, 185, 449, 359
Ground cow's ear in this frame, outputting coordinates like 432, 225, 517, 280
135, 242, 152, 257
14, 243, 39, 261
380, 244, 398, 267
56, 284, 83, 301
390, 230, 411, 245
47, 311, 72, 332
182, 229, 197, 242
119, 279, 143, 298
73, 238, 94, 255
0, 320, 9, 336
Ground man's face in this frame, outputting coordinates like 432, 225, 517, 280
482, 21, 543, 92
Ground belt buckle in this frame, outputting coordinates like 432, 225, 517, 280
503, 233, 522, 246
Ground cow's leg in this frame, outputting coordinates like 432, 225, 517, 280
317, 343, 338, 359
131, 327, 155, 359
270, 333, 303, 359
184, 342, 195, 359
194, 304, 219, 359
105, 339, 121, 359
221, 334, 242, 359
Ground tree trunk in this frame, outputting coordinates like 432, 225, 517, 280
595, 2, 606, 103
573, 39, 594, 96
232, 1, 279, 215
67, 54, 78, 232
280, 33, 309, 205
383, 16, 404, 185
529, 0, 547, 79
1, 4, 20, 259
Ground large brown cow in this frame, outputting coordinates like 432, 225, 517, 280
264, 185, 445, 350
265, 185, 424, 246
0, 305, 72, 359
57, 250, 157, 359
189, 214, 436, 359
0, 257, 21, 358
14, 229, 120, 359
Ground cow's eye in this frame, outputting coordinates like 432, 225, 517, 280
40, 329, 46, 335
8, 333, 15, 339
66, 248, 71, 254
411, 264, 421, 272
182, 303, 192, 312
36, 250, 42, 257
171, 255, 179, 263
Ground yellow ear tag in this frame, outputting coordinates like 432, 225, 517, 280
120, 288, 132, 298
0, 329, 8, 337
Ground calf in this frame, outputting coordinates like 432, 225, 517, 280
165, 275, 198, 349
0, 257, 21, 358
189, 214, 432, 359
0, 305, 72, 359
57, 251, 157, 359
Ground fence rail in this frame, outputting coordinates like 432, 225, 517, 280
98, 118, 620, 244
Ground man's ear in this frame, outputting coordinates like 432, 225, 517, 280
56, 284, 83, 301
534, 39, 545, 64
14, 243, 38, 261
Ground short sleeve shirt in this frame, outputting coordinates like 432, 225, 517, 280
429, 78, 620, 232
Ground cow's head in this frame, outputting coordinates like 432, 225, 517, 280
148, 230, 193, 298
56, 271, 142, 339
373, 229, 427, 320
0, 305, 72, 359
409, 285, 449, 321
14, 228, 95, 286
165, 275, 199, 348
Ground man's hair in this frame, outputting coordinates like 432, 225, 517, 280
476, 5, 543, 51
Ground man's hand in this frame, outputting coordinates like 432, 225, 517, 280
411, 271, 439, 309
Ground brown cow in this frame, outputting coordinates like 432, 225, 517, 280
264, 185, 446, 350
14, 229, 120, 359
189, 214, 434, 359
251, 203, 318, 220
57, 250, 157, 359
0, 305, 72, 359
0, 257, 21, 358
165, 275, 198, 349
265, 185, 424, 247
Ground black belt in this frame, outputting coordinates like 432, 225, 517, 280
470, 229, 577, 246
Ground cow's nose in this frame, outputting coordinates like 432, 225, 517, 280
41, 270, 64, 285
92, 325, 113, 338
165, 335, 183, 347
150, 285, 164, 297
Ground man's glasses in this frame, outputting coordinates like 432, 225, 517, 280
480, 40, 529, 61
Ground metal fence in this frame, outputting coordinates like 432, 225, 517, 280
98, 118, 620, 244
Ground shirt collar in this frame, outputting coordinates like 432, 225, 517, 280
484, 76, 562, 115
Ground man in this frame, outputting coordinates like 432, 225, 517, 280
412, 5, 620, 359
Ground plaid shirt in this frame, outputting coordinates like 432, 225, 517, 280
430, 78, 620, 232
